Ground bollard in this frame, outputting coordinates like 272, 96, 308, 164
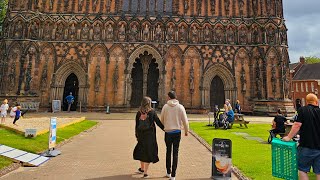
106, 105, 110, 114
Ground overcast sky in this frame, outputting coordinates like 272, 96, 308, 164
283, 0, 320, 63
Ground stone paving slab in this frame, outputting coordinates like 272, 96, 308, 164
0, 120, 237, 180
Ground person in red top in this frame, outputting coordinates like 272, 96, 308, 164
283, 93, 320, 180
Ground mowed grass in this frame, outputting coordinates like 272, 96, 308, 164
190, 122, 316, 180
0, 120, 98, 170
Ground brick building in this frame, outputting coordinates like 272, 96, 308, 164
0, 0, 294, 114
290, 58, 320, 108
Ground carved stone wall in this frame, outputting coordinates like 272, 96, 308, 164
0, 0, 291, 113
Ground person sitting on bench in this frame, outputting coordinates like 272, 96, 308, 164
270, 109, 287, 138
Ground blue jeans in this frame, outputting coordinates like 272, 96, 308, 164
298, 147, 320, 174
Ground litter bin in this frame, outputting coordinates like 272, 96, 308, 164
151, 101, 157, 109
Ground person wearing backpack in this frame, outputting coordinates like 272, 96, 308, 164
133, 96, 164, 179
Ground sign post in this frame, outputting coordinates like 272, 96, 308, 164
42, 117, 61, 157
212, 138, 232, 179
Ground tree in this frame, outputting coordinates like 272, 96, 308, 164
305, 56, 320, 64
0, 0, 9, 33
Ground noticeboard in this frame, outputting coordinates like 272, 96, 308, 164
49, 117, 57, 149
212, 138, 232, 179
52, 100, 61, 113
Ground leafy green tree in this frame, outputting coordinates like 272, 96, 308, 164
305, 56, 320, 64
0, 0, 9, 32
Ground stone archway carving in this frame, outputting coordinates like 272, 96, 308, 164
202, 64, 236, 108
51, 61, 88, 110
126, 45, 165, 106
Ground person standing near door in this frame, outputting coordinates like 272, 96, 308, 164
65, 92, 74, 112
160, 91, 189, 180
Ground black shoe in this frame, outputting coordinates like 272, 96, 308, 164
138, 168, 144, 174
143, 174, 149, 178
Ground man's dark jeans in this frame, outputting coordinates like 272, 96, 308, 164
165, 132, 181, 177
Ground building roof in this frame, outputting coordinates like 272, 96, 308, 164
293, 63, 320, 80
289, 62, 300, 70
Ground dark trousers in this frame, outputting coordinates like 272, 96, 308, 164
165, 132, 181, 177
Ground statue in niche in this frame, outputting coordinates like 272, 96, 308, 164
78, 0, 84, 11
197, 0, 201, 16
55, 23, 65, 40
106, 0, 112, 12
69, 23, 77, 40
271, 65, 277, 96
143, 24, 150, 41
210, 0, 215, 15
240, 67, 247, 92
184, 0, 189, 14
14, 20, 23, 38
191, 26, 198, 43
280, 28, 287, 45
64, 0, 69, 11
30, 22, 38, 39
155, 24, 162, 42
171, 67, 176, 91
49, 0, 54, 10
95, 65, 101, 92
252, 26, 260, 44
239, 27, 247, 44
256, 77, 262, 99
113, 63, 119, 93
204, 26, 211, 42
34, 0, 39, 9
267, 0, 273, 15
130, 24, 138, 41
93, 0, 99, 11
266, 26, 276, 44
81, 24, 90, 40
8, 64, 16, 90
179, 26, 187, 42
93, 24, 102, 40
215, 27, 224, 43
118, 24, 126, 41
43, 23, 52, 40
41, 65, 48, 90
167, 24, 175, 42
252, 0, 258, 16
25, 67, 32, 92
239, 0, 244, 16
106, 24, 114, 41
276, 0, 282, 17
189, 67, 195, 92
226, 27, 235, 44
224, 0, 230, 15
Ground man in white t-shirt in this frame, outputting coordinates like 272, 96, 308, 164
1, 99, 9, 124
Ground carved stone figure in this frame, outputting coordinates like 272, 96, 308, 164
30, 22, 38, 39
69, 23, 77, 40
93, 24, 102, 40
14, 21, 23, 38
113, 63, 119, 93
225, 0, 230, 15
143, 24, 150, 41
239, 0, 244, 16
8, 63, 16, 90
184, 0, 189, 14
240, 67, 247, 92
93, 0, 99, 11
155, 24, 162, 42
171, 67, 176, 90
197, 0, 201, 15
189, 67, 195, 92
78, 0, 84, 11
34, 0, 39, 9
191, 26, 198, 43
81, 24, 90, 40
49, 0, 54, 10
179, 26, 187, 42
167, 25, 175, 42
226, 27, 235, 44
280, 28, 287, 45
64, 0, 69, 11
266, 26, 276, 44
118, 24, 126, 41
252, 27, 260, 44
204, 26, 211, 42
95, 65, 101, 92
276, 0, 282, 17
215, 27, 224, 43
130, 24, 138, 41
271, 65, 277, 96
106, 24, 114, 41
267, 0, 273, 15
252, 0, 258, 16
210, 0, 215, 15
55, 23, 65, 40
239, 27, 247, 44
43, 22, 52, 40
41, 65, 48, 90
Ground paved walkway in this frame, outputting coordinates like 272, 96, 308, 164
1, 117, 224, 180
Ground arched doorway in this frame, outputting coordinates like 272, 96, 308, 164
63, 73, 79, 111
130, 51, 159, 107
210, 76, 225, 109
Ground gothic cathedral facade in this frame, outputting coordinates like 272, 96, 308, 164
0, 0, 294, 114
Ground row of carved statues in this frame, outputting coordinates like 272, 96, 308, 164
11, 0, 283, 18
4, 20, 287, 45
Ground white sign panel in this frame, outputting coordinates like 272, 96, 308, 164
49, 117, 57, 149
52, 100, 61, 113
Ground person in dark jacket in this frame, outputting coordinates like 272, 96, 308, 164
270, 109, 287, 137
133, 96, 164, 179
235, 100, 241, 114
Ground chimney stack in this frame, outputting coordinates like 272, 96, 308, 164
300, 56, 305, 64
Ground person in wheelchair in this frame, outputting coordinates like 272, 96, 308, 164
270, 109, 287, 138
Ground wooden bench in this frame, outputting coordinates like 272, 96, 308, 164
232, 113, 250, 128
19, 102, 40, 112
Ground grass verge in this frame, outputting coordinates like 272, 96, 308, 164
190, 122, 316, 180
0, 120, 98, 170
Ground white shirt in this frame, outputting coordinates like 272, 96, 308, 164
0, 104, 9, 114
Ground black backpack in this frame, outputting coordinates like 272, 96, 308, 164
137, 112, 152, 131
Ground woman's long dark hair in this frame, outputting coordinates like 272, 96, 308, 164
140, 96, 152, 113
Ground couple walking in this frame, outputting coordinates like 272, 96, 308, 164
133, 91, 189, 180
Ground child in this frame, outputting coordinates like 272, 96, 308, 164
270, 109, 287, 137
1, 99, 9, 124
13, 106, 21, 125
10, 104, 18, 118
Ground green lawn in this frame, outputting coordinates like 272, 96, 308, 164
0, 120, 98, 170
190, 122, 316, 180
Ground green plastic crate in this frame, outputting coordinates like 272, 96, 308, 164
271, 138, 298, 180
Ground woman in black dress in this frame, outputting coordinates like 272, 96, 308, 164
133, 96, 164, 178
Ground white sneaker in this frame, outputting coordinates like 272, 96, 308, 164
170, 177, 175, 180
165, 173, 171, 178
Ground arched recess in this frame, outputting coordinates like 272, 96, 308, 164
51, 61, 88, 110
127, 45, 165, 106
266, 47, 280, 99
5, 42, 22, 95
202, 63, 236, 109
